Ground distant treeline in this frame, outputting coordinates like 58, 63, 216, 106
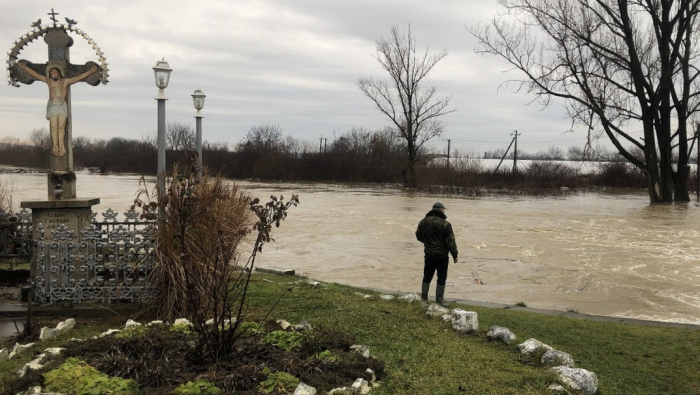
0, 125, 407, 183
0, 124, 697, 192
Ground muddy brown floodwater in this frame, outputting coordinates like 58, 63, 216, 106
3, 170, 700, 324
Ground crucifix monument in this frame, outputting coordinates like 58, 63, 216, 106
8, 9, 109, 242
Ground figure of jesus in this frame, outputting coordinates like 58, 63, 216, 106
17, 62, 97, 157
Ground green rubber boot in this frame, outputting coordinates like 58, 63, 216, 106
421, 282, 430, 302
436, 284, 450, 308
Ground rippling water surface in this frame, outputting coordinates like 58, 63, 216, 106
3, 170, 699, 324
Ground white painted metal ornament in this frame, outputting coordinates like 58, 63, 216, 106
6, 17, 110, 86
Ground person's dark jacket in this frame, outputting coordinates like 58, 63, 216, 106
415, 209, 458, 259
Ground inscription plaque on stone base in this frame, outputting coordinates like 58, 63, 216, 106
21, 198, 100, 242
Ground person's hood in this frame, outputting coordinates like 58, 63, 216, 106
425, 209, 446, 219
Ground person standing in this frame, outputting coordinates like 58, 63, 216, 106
415, 202, 458, 307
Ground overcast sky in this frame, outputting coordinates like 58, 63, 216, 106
0, 0, 595, 156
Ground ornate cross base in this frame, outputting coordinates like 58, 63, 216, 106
21, 198, 100, 243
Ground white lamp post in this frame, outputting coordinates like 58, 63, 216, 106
153, 58, 172, 197
192, 89, 206, 180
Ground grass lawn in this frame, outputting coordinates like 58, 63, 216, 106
2, 272, 699, 394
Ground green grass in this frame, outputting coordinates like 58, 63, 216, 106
246, 274, 700, 395
2, 273, 700, 394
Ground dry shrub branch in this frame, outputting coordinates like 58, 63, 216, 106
135, 157, 298, 361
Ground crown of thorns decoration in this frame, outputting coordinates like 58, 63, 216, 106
6, 17, 109, 87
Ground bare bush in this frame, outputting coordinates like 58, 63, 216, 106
0, 179, 12, 216
524, 161, 580, 188
136, 156, 298, 360
594, 162, 647, 188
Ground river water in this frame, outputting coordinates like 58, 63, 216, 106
2, 170, 700, 324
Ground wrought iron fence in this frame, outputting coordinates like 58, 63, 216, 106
20, 207, 158, 304
0, 208, 33, 263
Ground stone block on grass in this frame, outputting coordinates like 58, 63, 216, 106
426, 304, 450, 317
450, 309, 479, 334
550, 366, 598, 395
486, 326, 516, 345
541, 349, 575, 367
516, 338, 554, 356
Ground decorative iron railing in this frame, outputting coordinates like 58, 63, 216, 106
0, 208, 33, 263
6, 207, 159, 304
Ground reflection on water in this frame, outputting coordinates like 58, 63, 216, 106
3, 170, 700, 324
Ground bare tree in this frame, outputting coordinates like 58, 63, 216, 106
29, 127, 50, 168
166, 122, 195, 151
358, 25, 456, 188
470, 0, 700, 203
142, 131, 157, 151
239, 124, 284, 154
29, 128, 50, 150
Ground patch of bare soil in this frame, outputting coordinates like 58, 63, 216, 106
0, 286, 20, 304
5, 319, 384, 395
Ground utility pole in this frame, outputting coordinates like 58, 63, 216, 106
494, 135, 516, 173
319, 136, 324, 153
512, 130, 520, 173
446, 139, 451, 171
324, 138, 327, 153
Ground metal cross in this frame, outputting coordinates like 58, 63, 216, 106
9, 22, 102, 200
48, 8, 59, 25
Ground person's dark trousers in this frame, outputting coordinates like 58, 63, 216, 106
421, 254, 449, 304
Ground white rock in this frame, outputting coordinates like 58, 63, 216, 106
550, 366, 598, 395
39, 319, 76, 342
379, 294, 394, 300
541, 349, 575, 367
328, 387, 356, 395
173, 318, 192, 327
441, 314, 452, 322
39, 327, 59, 341
277, 319, 292, 330
147, 320, 164, 326
205, 318, 236, 327
43, 347, 64, 356
426, 304, 450, 317
0, 348, 8, 361
517, 338, 554, 356
547, 383, 568, 393
70, 338, 83, 342
9, 342, 34, 359
125, 319, 142, 328
17, 353, 46, 377
363, 294, 373, 299
352, 378, 371, 394
56, 318, 76, 333
293, 382, 317, 395
350, 344, 370, 358
486, 326, 516, 345
293, 321, 313, 331
307, 280, 320, 287
98, 328, 121, 337
400, 293, 420, 302
366, 368, 378, 385
23, 385, 43, 394
450, 309, 479, 333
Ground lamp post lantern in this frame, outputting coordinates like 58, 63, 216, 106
192, 89, 206, 180
153, 58, 172, 197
